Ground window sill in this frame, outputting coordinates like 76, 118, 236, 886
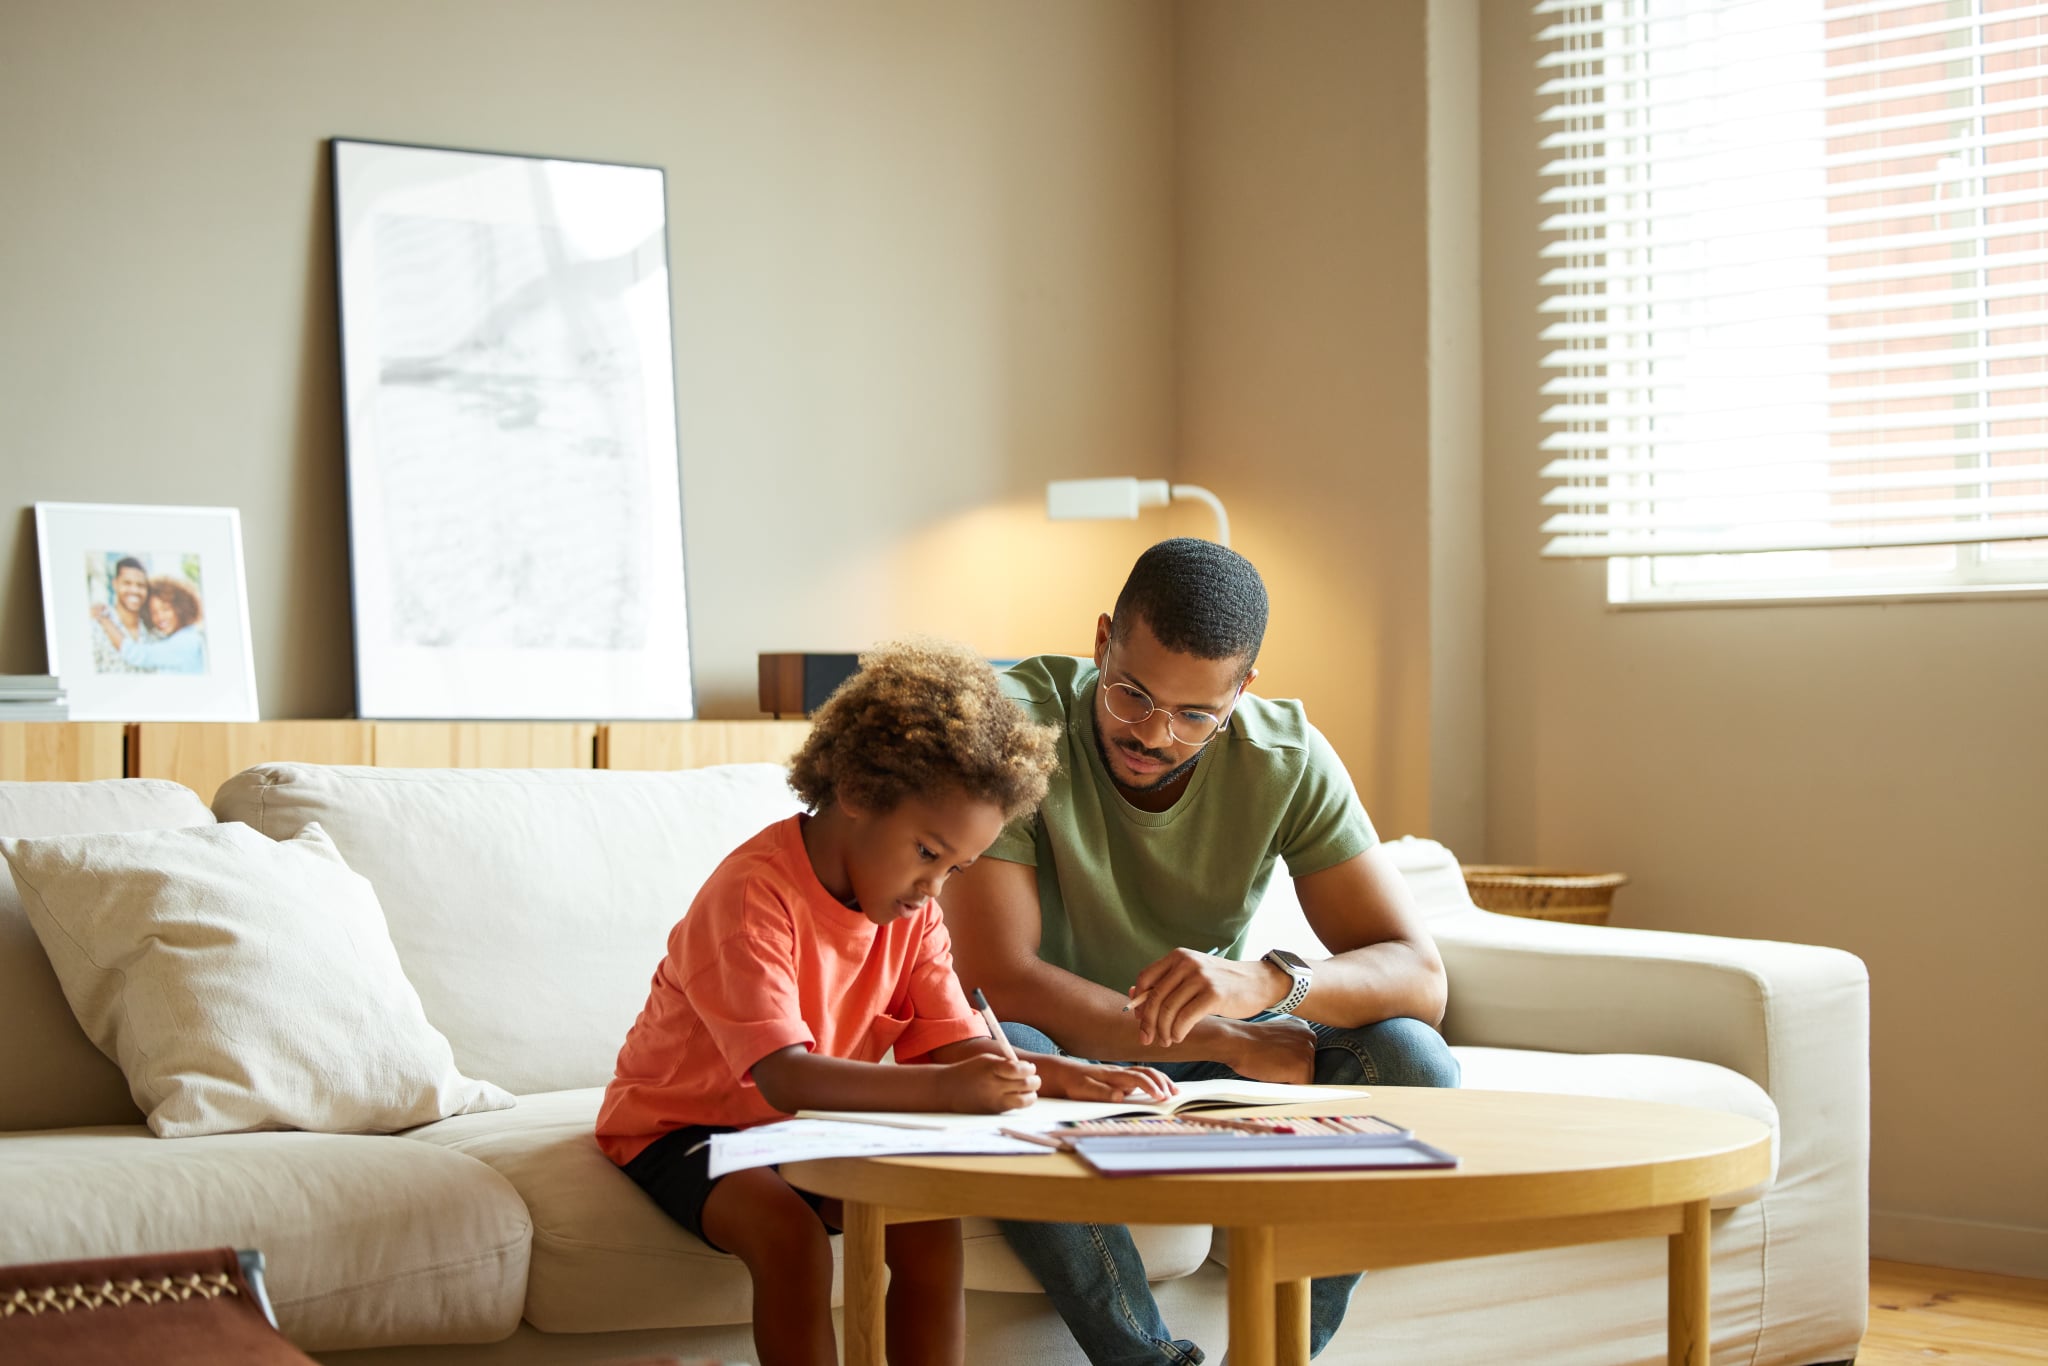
1608, 583, 2048, 610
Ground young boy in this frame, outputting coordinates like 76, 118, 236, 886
597, 639, 1173, 1366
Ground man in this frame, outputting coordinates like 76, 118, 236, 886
88, 556, 152, 675
942, 538, 1458, 1366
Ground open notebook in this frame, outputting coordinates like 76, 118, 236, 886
797, 1078, 1371, 1133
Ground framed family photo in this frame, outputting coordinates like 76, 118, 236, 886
34, 502, 260, 721
331, 137, 695, 720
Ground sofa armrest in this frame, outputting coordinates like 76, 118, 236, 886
1433, 908, 1868, 1192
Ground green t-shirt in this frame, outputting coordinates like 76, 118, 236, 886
990, 655, 1377, 993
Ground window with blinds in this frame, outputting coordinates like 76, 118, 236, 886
1536, 0, 2048, 602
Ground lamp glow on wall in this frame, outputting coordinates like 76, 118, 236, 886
1044, 478, 1231, 547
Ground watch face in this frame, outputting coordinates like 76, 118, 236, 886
1267, 949, 1308, 972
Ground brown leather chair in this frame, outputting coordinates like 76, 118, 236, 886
0, 1246, 313, 1365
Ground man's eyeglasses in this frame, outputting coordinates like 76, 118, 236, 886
1101, 681, 1230, 747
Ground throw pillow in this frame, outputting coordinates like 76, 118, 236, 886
0, 821, 514, 1137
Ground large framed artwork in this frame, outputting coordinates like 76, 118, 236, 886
35, 502, 260, 721
331, 138, 693, 720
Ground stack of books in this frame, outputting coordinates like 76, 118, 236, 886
0, 675, 69, 721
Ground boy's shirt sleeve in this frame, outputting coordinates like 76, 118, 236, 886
681, 881, 817, 1086
893, 903, 990, 1063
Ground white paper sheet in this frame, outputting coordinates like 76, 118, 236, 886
705, 1120, 1054, 1178
799, 1079, 1373, 1133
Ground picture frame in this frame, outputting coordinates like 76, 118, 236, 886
331, 137, 695, 720
34, 502, 260, 722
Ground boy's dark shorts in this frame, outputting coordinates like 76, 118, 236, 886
621, 1124, 837, 1252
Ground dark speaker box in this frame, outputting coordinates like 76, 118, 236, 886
758, 653, 860, 717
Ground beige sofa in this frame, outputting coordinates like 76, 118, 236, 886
0, 765, 1869, 1365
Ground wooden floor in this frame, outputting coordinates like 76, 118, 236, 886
1860, 1260, 2048, 1363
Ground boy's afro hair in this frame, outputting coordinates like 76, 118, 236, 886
788, 637, 1061, 822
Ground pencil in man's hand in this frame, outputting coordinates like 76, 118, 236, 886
972, 988, 1023, 1064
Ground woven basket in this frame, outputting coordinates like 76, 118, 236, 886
1460, 866, 1628, 925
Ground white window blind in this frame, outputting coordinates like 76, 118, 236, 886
1536, 0, 2048, 596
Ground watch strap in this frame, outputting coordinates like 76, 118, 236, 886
1263, 951, 1313, 1016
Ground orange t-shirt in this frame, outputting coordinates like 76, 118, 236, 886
596, 814, 986, 1165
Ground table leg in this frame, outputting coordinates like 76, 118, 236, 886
1227, 1226, 1278, 1366
842, 1201, 887, 1366
1667, 1199, 1710, 1366
1275, 1276, 1312, 1366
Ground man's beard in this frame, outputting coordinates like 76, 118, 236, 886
1091, 721, 1203, 793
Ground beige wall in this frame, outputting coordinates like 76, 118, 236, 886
0, 0, 1173, 717
1481, 0, 2048, 1275
1426, 0, 1486, 854
1176, 0, 1484, 845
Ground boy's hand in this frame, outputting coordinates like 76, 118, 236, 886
1033, 1054, 1177, 1104
944, 1053, 1040, 1113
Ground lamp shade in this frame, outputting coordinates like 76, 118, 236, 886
1046, 478, 1172, 521
1043, 477, 1230, 547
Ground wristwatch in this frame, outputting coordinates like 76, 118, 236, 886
1261, 949, 1313, 1017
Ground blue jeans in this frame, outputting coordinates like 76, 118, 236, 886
997, 1015, 1460, 1366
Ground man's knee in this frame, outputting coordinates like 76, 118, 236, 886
1003, 1020, 1063, 1057
1313, 1016, 1460, 1089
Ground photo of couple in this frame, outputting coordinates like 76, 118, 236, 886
86, 552, 209, 676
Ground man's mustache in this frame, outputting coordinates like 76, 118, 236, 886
1117, 739, 1175, 765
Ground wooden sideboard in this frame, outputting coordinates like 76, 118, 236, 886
0, 723, 127, 782
0, 720, 812, 801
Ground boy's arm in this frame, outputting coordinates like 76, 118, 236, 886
921, 1039, 1176, 1103
940, 858, 1315, 1082
750, 1044, 1037, 1115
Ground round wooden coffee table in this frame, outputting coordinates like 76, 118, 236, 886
784, 1088, 1773, 1366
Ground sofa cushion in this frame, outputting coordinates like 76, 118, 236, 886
212, 764, 806, 1096
1450, 1045, 1781, 1195
1380, 836, 1481, 922
0, 1126, 530, 1352
403, 1088, 1212, 1330
0, 779, 212, 1132
2, 821, 514, 1138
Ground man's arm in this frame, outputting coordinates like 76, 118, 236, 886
1130, 845, 1448, 1045
1288, 844, 1448, 1026
940, 857, 1316, 1080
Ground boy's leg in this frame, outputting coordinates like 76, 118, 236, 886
625, 1128, 838, 1366
999, 1021, 1207, 1365
884, 1218, 965, 1366
701, 1168, 838, 1366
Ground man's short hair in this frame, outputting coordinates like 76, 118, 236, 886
1110, 538, 1269, 670
114, 556, 147, 578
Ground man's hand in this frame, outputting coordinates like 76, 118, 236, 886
1032, 1054, 1177, 1104
1215, 1016, 1318, 1084
1128, 947, 1290, 1047
942, 1052, 1040, 1113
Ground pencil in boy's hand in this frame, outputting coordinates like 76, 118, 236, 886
972, 988, 1023, 1065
